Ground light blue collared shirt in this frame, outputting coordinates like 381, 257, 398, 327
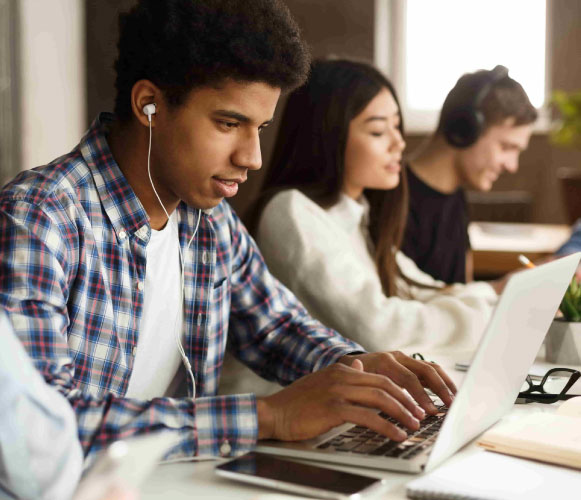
0, 312, 83, 500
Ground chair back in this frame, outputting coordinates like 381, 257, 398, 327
558, 167, 581, 224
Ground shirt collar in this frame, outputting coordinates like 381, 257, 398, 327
80, 112, 150, 240
326, 193, 370, 232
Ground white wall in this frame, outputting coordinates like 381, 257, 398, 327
19, 0, 86, 169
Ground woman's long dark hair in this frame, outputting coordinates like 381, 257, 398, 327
248, 58, 408, 296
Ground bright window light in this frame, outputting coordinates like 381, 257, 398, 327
405, 0, 546, 111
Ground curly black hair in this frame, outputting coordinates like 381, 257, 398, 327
114, 0, 311, 121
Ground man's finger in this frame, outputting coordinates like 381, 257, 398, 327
369, 353, 439, 414
396, 356, 454, 408
330, 365, 426, 419
428, 362, 457, 394
338, 385, 420, 432
351, 358, 364, 371
337, 406, 408, 442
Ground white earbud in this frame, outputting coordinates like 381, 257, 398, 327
142, 103, 157, 122
143, 99, 201, 399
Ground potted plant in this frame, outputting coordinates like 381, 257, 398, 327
544, 92, 581, 364
545, 276, 581, 364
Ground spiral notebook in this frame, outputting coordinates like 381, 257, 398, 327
406, 448, 578, 500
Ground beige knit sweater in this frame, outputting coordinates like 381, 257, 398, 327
255, 189, 498, 354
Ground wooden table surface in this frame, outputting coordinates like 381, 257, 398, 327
469, 222, 571, 278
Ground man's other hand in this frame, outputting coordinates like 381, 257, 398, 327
256, 351, 455, 443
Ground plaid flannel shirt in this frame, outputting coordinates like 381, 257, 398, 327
0, 113, 362, 461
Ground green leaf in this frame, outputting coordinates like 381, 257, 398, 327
550, 89, 581, 150
560, 277, 581, 321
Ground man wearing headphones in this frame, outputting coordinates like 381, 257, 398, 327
402, 67, 537, 284
0, 0, 456, 465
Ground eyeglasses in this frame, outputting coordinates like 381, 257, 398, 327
516, 368, 581, 404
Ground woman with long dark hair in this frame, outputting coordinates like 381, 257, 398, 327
249, 58, 498, 353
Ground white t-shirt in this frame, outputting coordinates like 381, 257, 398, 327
125, 212, 184, 399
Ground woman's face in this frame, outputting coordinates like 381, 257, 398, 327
342, 88, 405, 199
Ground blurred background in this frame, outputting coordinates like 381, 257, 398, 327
1, 0, 581, 226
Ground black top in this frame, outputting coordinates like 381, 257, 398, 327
402, 165, 470, 284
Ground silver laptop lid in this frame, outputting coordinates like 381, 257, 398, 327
425, 252, 581, 471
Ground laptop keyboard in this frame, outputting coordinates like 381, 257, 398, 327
316, 406, 448, 460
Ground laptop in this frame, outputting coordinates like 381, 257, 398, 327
256, 252, 581, 473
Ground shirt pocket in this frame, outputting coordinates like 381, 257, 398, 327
205, 278, 230, 372
208, 277, 230, 339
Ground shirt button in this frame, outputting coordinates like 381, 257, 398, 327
132, 346, 137, 356
197, 315, 202, 326
137, 281, 144, 291
202, 251, 208, 264
119, 230, 127, 240
219, 440, 232, 457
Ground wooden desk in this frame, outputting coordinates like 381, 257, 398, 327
470, 222, 571, 278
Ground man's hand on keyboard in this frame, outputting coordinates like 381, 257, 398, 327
256, 354, 440, 443
338, 351, 457, 414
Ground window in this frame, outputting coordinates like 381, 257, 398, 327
0, 0, 18, 184
374, 0, 548, 132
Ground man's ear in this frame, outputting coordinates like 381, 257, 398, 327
130, 80, 162, 127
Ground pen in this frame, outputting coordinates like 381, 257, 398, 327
518, 254, 535, 269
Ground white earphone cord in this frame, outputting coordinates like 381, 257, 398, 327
147, 117, 201, 399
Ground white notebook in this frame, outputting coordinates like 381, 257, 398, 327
406, 447, 577, 500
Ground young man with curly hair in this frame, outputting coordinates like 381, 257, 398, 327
0, 0, 455, 463
402, 67, 537, 285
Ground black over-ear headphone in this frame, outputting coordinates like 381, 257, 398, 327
442, 65, 509, 149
